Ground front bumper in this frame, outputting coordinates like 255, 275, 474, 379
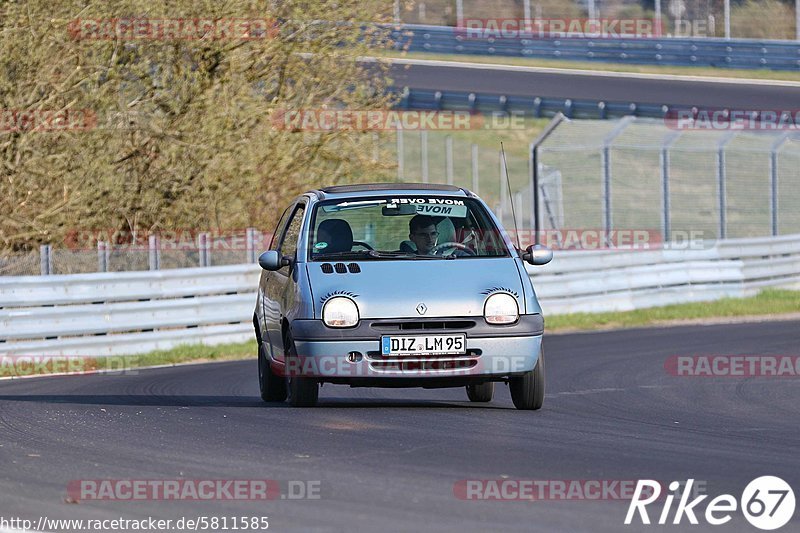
282, 315, 543, 383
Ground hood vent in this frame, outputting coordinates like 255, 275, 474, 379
320, 262, 361, 274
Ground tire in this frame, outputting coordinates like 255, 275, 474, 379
285, 331, 319, 407
509, 348, 545, 410
466, 382, 494, 402
258, 343, 287, 402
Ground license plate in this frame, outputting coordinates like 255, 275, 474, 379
380, 334, 466, 356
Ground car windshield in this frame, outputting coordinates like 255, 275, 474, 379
308, 195, 511, 260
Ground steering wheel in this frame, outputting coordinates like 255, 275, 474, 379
430, 242, 476, 256
352, 241, 375, 251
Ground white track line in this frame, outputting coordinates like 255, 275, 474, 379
378, 56, 800, 88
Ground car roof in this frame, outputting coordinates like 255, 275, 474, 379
309, 182, 473, 200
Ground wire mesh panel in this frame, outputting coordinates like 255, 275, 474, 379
725, 133, 774, 238
778, 143, 800, 236
609, 121, 672, 235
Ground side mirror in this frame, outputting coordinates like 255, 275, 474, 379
522, 244, 553, 266
258, 250, 290, 271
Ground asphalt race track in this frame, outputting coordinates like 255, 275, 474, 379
1, 321, 798, 532
389, 60, 800, 109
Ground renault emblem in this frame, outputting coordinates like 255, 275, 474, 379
416, 303, 427, 315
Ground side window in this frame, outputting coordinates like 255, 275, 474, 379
279, 204, 306, 259
269, 206, 292, 250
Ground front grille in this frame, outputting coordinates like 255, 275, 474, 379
369, 359, 478, 373
370, 320, 476, 332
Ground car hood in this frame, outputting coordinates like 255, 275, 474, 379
306, 258, 526, 319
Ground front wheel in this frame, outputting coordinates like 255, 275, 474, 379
258, 343, 287, 402
466, 382, 494, 402
509, 348, 545, 410
285, 331, 319, 407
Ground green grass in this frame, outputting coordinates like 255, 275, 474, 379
384, 51, 800, 82
546, 289, 800, 332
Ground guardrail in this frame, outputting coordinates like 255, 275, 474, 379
391, 24, 800, 71
2, 235, 798, 356
392, 24, 800, 70
395, 86, 669, 119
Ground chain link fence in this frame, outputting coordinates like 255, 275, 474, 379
0, 230, 271, 277
396, 0, 800, 40
395, 117, 800, 242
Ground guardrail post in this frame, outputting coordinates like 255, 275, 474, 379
717, 132, 737, 240
661, 131, 683, 243
246, 227, 257, 263
445, 135, 454, 185
97, 241, 109, 272
471, 144, 479, 194
40, 244, 52, 275
198, 232, 210, 267
421, 130, 429, 183
148, 235, 160, 270
770, 133, 791, 236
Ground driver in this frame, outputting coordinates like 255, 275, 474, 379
408, 215, 439, 255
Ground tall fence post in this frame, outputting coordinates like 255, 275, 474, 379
421, 130, 429, 183
198, 232, 210, 267
717, 132, 736, 240
661, 131, 683, 243
148, 235, 160, 270
97, 241, 109, 272
396, 126, 404, 181
530, 113, 567, 245
471, 144, 479, 194
770, 133, 791, 236
601, 117, 635, 238
40, 244, 52, 275
445, 135, 454, 185
246, 227, 257, 263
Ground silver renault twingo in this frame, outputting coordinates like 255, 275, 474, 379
254, 183, 553, 408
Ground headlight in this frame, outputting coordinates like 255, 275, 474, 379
322, 297, 359, 328
484, 293, 519, 325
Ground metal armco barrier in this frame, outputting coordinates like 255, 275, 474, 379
390, 24, 800, 71
1, 235, 798, 356
394, 86, 669, 119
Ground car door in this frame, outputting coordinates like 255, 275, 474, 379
262, 201, 306, 363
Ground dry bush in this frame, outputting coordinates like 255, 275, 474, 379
0, 0, 396, 251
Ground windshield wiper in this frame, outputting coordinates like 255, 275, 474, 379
367, 251, 444, 260
313, 250, 372, 260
